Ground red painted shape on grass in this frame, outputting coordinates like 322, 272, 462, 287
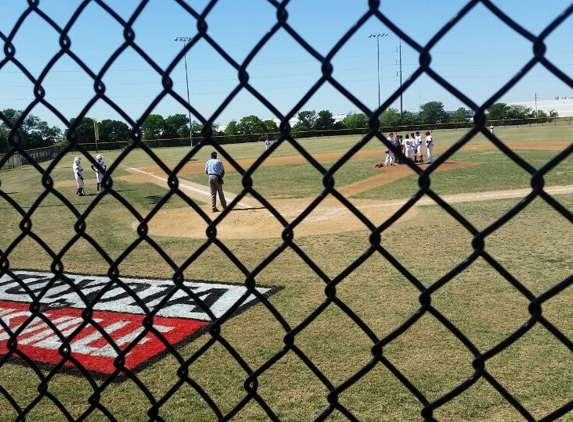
0, 300, 207, 375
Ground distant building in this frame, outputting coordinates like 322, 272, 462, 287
508, 97, 573, 117
271, 113, 348, 129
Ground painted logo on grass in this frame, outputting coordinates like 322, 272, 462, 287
0, 270, 279, 378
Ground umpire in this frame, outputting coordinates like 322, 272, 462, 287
205, 151, 227, 212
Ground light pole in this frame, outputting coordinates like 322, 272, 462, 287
368, 33, 388, 109
398, 38, 403, 114
175, 37, 193, 146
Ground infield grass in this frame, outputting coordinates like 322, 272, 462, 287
1, 124, 572, 421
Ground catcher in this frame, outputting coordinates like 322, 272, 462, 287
91, 154, 107, 193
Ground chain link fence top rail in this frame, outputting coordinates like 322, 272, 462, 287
1, 0, 573, 421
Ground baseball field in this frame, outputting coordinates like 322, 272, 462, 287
1, 123, 573, 421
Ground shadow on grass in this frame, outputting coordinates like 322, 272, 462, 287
146, 195, 170, 206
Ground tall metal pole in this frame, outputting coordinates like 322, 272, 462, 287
369, 33, 388, 109
399, 38, 403, 114
175, 37, 193, 147
376, 36, 380, 108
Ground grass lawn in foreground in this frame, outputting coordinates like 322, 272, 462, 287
1, 125, 572, 421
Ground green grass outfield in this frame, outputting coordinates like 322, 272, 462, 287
0, 124, 572, 421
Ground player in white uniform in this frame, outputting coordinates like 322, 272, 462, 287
91, 154, 107, 193
384, 132, 396, 166
425, 131, 434, 164
403, 134, 414, 161
73, 157, 85, 196
414, 131, 423, 163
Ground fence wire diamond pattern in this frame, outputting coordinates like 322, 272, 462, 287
1, 1, 573, 421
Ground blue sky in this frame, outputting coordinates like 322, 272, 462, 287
1, 0, 572, 130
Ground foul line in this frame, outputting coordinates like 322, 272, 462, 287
126, 167, 253, 208
96, 154, 253, 209
104, 155, 573, 213
366, 185, 573, 209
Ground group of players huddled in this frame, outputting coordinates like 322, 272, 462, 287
375, 130, 434, 168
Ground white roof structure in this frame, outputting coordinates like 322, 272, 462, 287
508, 97, 573, 117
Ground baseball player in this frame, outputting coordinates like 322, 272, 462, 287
394, 135, 404, 164
91, 154, 107, 193
402, 134, 414, 161
205, 151, 227, 212
414, 131, 423, 163
425, 130, 434, 164
410, 132, 417, 162
265, 137, 271, 150
73, 156, 85, 196
384, 132, 396, 166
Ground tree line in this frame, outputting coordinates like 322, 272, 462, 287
0, 101, 560, 154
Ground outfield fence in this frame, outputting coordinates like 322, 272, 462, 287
8, 113, 573, 158
1, 1, 573, 421
0, 145, 61, 171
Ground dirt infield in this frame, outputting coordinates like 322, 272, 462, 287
111, 141, 571, 239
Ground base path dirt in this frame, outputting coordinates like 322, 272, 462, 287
117, 141, 571, 239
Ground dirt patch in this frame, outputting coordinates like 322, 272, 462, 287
124, 141, 567, 180
116, 140, 570, 239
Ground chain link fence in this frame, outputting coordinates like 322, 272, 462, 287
1, 1, 573, 421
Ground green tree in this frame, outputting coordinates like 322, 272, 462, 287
236, 115, 267, 135
225, 120, 239, 136
192, 121, 204, 136
262, 119, 278, 134
449, 107, 470, 123
67, 117, 97, 144
36, 121, 62, 145
399, 111, 417, 126
419, 101, 449, 124
98, 119, 131, 142
141, 114, 165, 139
294, 110, 317, 131
1, 109, 61, 150
314, 110, 335, 130
380, 108, 402, 128
163, 114, 189, 139
0, 123, 10, 153
534, 109, 549, 123
340, 113, 367, 129
487, 103, 509, 121
507, 104, 533, 119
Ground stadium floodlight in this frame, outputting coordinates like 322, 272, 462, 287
175, 37, 194, 146
368, 33, 388, 109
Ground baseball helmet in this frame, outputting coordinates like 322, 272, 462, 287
74, 157, 81, 164
425, 131, 431, 135
96, 154, 103, 161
